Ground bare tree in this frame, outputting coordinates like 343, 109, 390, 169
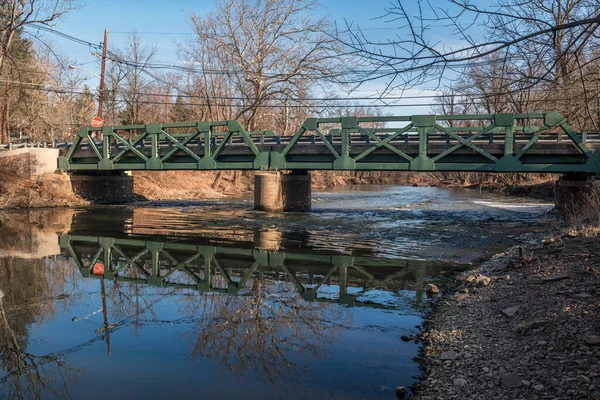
343, 0, 600, 94
181, 0, 342, 131
109, 32, 158, 125
0, 0, 80, 143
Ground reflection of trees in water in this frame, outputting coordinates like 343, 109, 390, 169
181, 278, 348, 383
0, 257, 81, 399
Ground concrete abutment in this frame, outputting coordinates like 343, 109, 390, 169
254, 170, 312, 212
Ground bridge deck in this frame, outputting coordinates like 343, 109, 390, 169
59, 113, 600, 174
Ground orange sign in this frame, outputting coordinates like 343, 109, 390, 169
91, 116, 103, 127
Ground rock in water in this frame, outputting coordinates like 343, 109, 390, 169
425, 283, 439, 298
395, 386, 406, 399
0, 290, 3, 299
500, 373, 523, 388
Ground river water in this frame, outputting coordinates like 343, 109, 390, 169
0, 186, 553, 399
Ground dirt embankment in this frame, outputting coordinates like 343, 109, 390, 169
413, 229, 600, 400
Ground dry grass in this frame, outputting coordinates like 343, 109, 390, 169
0, 158, 87, 208
133, 170, 253, 200
565, 186, 600, 235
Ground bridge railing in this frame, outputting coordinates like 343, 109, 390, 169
56, 112, 600, 173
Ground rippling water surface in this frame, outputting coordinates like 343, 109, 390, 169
0, 185, 553, 399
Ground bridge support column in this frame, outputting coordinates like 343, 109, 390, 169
555, 174, 600, 217
282, 170, 312, 212
254, 170, 312, 212
254, 171, 283, 212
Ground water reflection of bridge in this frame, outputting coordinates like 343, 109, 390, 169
60, 234, 462, 307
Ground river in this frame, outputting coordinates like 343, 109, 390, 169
0, 185, 553, 399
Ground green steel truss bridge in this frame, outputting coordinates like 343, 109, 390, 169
59, 112, 600, 174
61, 234, 459, 307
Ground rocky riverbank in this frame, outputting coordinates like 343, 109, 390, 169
412, 229, 600, 399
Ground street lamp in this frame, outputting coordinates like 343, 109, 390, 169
68, 64, 101, 80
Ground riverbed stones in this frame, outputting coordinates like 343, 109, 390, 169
465, 274, 492, 287
585, 336, 600, 346
500, 373, 522, 388
440, 350, 459, 361
453, 378, 467, 387
541, 274, 570, 283
454, 293, 469, 302
414, 232, 600, 400
516, 318, 548, 333
501, 306, 520, 318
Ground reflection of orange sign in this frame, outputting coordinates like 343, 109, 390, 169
91, 116, 103, 127
89, 101, 96, 109
93, 263, 105, 275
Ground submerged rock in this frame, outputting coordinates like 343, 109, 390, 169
425, 283, 439, 298
395, 386, 406, 399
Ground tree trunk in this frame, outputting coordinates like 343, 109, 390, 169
0, 84, 8, 144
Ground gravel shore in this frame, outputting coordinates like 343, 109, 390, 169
413, 230, 600, 400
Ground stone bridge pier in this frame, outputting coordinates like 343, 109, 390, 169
555, 173, 600, 217
254, 170, 312, 212
70, 172, 135, 204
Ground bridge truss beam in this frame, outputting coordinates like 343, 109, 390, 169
58, 112, 600, 174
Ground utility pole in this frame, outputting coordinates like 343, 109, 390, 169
98, 29, 108, 120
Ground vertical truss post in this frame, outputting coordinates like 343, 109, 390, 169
418, 127, 428, 158
197, 122, 216, 169
98, 127, 114, 169
410, 115, 435, 170
504, 125, 514, 156
495, 114, 522, 171
146, 124, 163, 169
334, 117, 357, 169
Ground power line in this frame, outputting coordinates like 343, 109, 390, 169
5, 76, 593, 104
28, 23, 530, 79
6, 80, 592, 109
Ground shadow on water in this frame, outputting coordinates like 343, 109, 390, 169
0, 187, 553, 399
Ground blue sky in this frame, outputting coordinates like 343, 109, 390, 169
51, 0, 396, 69
38, 0, 490, 115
